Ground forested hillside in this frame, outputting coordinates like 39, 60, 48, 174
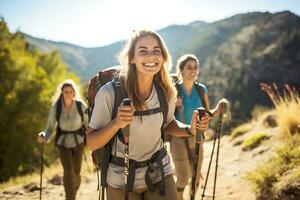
0, 18, 80, 182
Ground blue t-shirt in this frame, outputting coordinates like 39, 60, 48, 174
175, 82, 208, 124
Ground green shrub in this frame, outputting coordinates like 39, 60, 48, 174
246, 135, 300, 199
0, 19, 80, 182
242, 132, 270, 151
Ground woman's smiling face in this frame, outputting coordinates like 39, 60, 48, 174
62, 85, 75, 101
181, 59, 199, 81
131, 35, 164, 77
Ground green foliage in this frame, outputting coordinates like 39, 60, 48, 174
242, 132, 270, 151
0, 19, 79, 182
246, 134, 300, 199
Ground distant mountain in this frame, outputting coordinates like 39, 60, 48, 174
25, 11, 300, 122
24, 34, 125, 79
24, 21, 210, 81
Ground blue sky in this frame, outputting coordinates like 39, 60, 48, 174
1, 0, 300, 47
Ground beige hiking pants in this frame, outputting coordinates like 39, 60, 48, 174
107, 175, 178, 200
170, 136, 204, 189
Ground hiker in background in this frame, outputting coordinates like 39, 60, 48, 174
37, 79, 88, 200
87, 29, 210, 200
171, 54, 221, 200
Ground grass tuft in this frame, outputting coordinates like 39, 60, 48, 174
260, 83, 300, 136
245, 134, 300, 199
242, 132, 270, 151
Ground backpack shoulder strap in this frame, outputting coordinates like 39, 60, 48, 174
175, 82, 182, 97
75, 100, 84, 123
56, 99, 85, 124
194, 82, 208, 109
174, 82, 182, 115
111, 78, 128, 143
111, 78, 127, 120
154, 83, 168, 141
56, 98, 62, 124
100, 79, 125, 188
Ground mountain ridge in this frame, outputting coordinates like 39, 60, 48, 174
24, 10, 300, 122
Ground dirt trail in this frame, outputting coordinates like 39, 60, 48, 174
0, 131, 277, 200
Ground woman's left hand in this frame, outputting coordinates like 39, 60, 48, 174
216, 98, 229, 116
189, 110, 210, 136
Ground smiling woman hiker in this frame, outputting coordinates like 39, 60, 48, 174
171, 54, 221, 200
37, 79, 88, 200
86, 29, 212, 200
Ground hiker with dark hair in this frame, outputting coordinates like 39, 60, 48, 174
171, 54, 221, 199
37, 79, 88, 200
87, 30, 210, 200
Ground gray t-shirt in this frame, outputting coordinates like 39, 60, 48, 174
45, 100, 88, 148
89, 82, 176, 190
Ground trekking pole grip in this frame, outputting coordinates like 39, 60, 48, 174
219, 98, 229, 116
122, 98, 131, 141
196, 107, 206, 141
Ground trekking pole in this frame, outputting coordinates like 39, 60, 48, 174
191, 107, 208, 200
212, 101, 227, 200
200, 100, 228, 200
38, 132, 45, 200
201, 127, 218, 200
40, 144, 44, 200
122, 98, 131, 200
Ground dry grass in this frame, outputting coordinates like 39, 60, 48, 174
0, 160, 62, 190
242, 83, 300, 199
275, 99, 300, 137
231, 122, 253, 138
0, 149, 94, 191
260, 83, 300, 136
256, 110, 277, 128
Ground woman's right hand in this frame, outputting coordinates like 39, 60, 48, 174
189, 110, 210, 136
115, 103, 134, 129
37, 132, 46, 144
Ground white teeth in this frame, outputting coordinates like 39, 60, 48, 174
144, 63, 156, 67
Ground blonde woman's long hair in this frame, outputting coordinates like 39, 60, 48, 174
52, 79, 84, 105
118, 29, 176, 111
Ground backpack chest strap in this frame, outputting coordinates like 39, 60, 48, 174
110, 148, 168, 194
133, 107, 161, 116
58, 127, 85, 135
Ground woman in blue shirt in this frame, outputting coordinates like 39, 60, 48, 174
171, 54, 216, 200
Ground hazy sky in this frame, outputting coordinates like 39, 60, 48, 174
1, 0, 300, 47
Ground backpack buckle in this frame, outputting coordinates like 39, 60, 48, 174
147, 161, 156, 172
